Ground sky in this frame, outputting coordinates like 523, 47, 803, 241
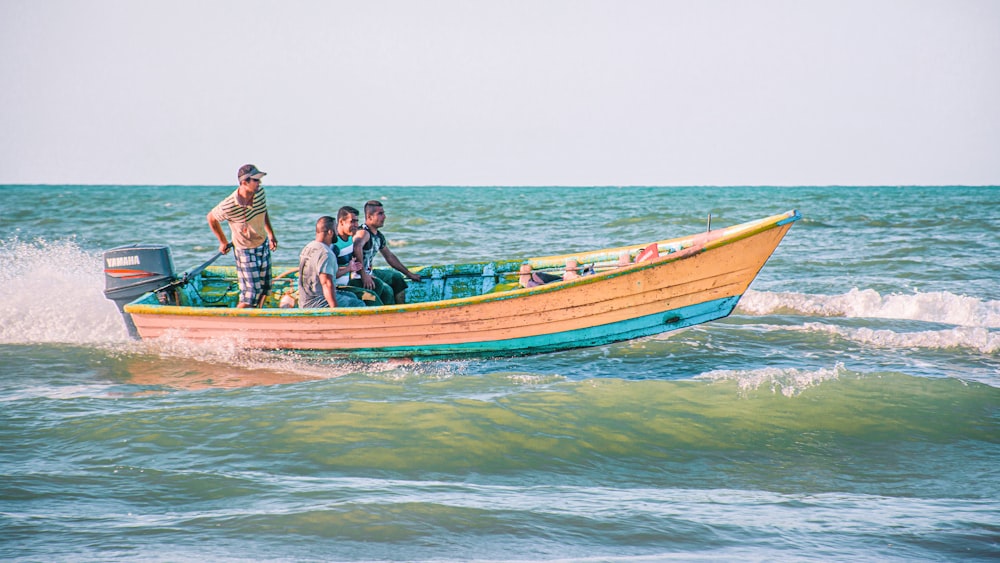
1, 0, 998, 186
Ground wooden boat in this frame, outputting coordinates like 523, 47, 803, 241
115, 210, 800, 358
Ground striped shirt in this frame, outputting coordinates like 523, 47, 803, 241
332, 235, 354, 285
211, 188, 269, 249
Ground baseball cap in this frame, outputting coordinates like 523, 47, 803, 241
238, 164, 267, 182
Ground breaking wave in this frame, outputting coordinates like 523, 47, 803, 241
696, 363, 848, 397
796, 322, 1000, 355
739, 288, 1000, 328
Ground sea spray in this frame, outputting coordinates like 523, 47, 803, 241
0, 237, 128, 344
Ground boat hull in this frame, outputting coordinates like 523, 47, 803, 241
124, 210, 799, 357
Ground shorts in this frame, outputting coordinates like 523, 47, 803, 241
373, 269, 408, 297
348, 276, 394, 305
337, 285, 383, 306
234, 242, 271, 306
334, 289, 365, 308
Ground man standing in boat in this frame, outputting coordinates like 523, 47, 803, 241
207, 164, 278, 308
351, 200, 421, 305
298, 216, 363, 308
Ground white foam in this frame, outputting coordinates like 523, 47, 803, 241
0, 383, 124, 401
134, 333, 349, 376
794, 322, 1000, 354
696, 363, 847, 397
739, 288, 1000, 328
0, 237, 130, 345
129, 331, 447, 385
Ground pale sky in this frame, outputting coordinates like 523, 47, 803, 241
1, 0, 998, 186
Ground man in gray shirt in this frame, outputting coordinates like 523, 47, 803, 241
298, 216, 363, 308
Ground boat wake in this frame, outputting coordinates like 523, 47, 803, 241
0, 237, 129, 345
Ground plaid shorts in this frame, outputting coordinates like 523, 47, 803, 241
234, 242, 272, 306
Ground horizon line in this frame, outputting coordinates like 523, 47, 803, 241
2, 183, 998, 189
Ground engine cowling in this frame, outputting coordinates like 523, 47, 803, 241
103, 244, 175, 338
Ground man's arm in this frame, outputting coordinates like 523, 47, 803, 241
207, 212, 231, 254
380, 247, 421, 281
264, 211, 278, 251
319, 272, 337, 308
352, 230, 376, 289
335, 258, 360, 280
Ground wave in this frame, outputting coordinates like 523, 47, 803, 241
739, 288, 1000, 328
794, 322, 1000, 354
20, 368, 994, 478
695, 362, 847, 397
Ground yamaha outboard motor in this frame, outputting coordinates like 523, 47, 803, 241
103, 244, 176, 338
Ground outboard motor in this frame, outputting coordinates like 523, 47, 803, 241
103, 244, 176, 338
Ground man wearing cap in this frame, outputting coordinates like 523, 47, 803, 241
207, 164, 278, 308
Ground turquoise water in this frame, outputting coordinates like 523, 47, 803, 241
1, 185, 998, 561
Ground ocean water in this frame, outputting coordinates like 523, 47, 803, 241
0, 185, 997, 562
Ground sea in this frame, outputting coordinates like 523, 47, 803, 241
0, 185, 997, 562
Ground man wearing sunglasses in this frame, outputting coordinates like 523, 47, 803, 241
207, 164, 279, 308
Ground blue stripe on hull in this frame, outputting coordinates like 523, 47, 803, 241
345, 295, 742, 359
